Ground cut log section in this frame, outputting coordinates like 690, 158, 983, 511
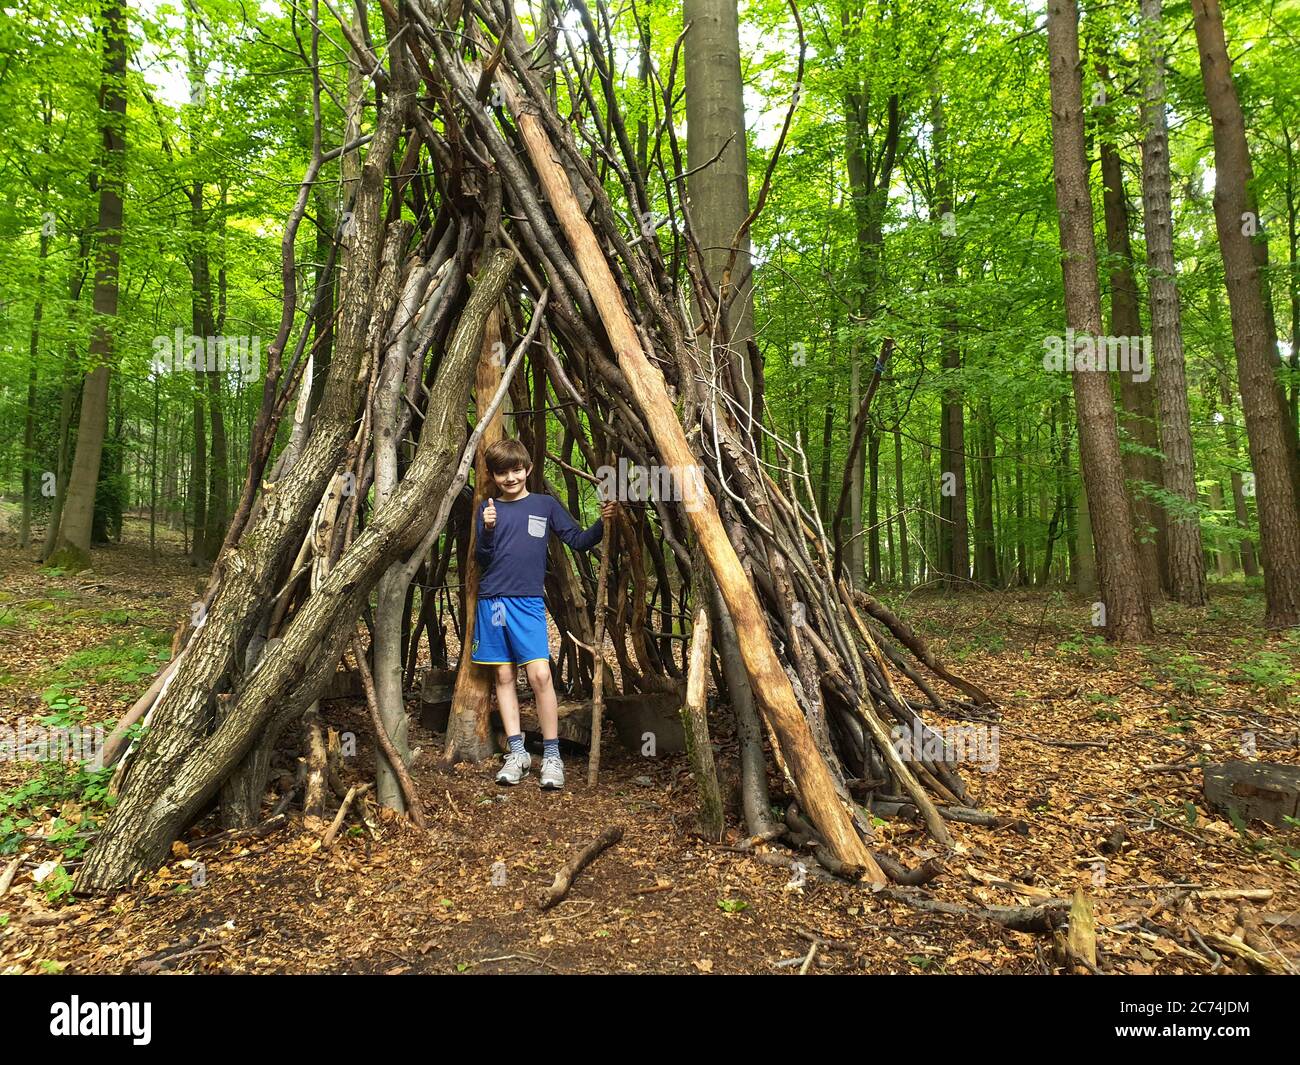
1204, 761, 1300, 827
493, 696, 593, 751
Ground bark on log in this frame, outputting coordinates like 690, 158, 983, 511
74, 248, 515, 893
586, 500, 616, 785
680, 605, 724, 841
444, 305, 508, 765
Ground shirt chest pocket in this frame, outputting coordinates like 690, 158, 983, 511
527, 514, 548, 538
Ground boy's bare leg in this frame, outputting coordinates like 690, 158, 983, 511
494, 664, 522, 737
526, 660, 559, 741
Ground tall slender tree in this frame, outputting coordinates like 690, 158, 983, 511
48, 0, 128, 570
1046, 0, 1153, 640
1097, 66, 1164, 599
840, 2, 902, 586
1137, 0, 1206, 605
932, 91, 969, 586
1191, 0, 1300, 625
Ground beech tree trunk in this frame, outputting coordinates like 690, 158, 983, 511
49, 0, 127, 572
1138, 0, 1206, 605
1046, 0, 1153, 640
683, 0, 757, 422
933, 92, 969, 586
1098, 84, 1164, 600
1192, 0, 1300, 625
840, 30, 901, 589
21, 216, 48, 551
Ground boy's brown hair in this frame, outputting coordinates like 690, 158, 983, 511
484, 438, 532, 475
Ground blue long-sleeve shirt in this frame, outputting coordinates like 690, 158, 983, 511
475, 492, 603, 597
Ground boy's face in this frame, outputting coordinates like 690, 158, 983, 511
492, 463, 530, 498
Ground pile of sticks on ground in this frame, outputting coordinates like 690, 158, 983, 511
75, 0, 993, 895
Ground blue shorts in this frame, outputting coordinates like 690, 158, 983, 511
471, 595, 550, 667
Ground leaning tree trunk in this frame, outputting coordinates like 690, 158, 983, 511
1046, 0, 1153, 640
75, 247, 515, 894
489, 64, 881, 879
1191, 0, 1300, 626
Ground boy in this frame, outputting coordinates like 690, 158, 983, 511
472, 438, 615, 789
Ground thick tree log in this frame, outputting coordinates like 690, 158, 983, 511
1204, 761, 1300, 827
74, 248, 516, 894
301, 705, 328, 820
89, 88, 413, 863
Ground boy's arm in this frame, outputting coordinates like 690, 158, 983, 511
474, 502, 495, 568
548, 496, 603, 551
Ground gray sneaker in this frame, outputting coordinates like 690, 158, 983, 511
496, 750, 531, 785
539, 756, 565, 791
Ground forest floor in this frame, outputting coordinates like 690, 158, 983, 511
1, 513, 1298, 974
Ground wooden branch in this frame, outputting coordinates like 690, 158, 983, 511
838, 581, 953, 846
832, 337, 894, 578
853, 590, 996, 706
0, 856, 20, 899
100, 657, 179, 767
323, 782, 372, 848
680, 604, 724, 841
587, 471, 617, 786
537, 825, 624, 910
351, 636, 428, 830
1201, 930, 1287, 975
875, 887, 1070, 933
